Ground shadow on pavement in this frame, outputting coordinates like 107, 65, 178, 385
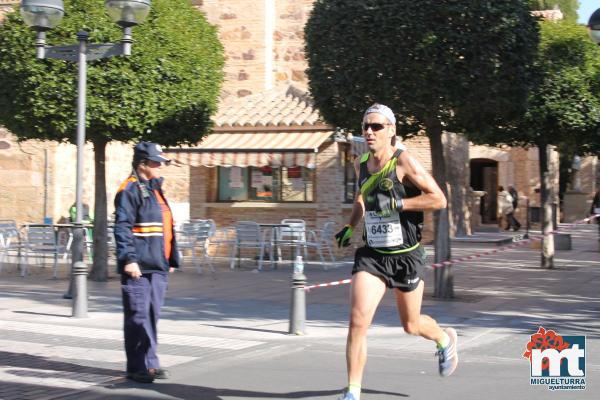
101, 381, 409, 400
0, 351, 120, 377
202, 323, 287, 335
13, 310, 71, 318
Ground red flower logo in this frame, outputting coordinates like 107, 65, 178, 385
523, 327, 570, 370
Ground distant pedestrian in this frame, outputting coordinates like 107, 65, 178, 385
333, 104, 456, 400
69, 202, 93, 224
69, 202, 94, 249
498, 186, 520, 231
114, 141, 179, 383
507, 185, 521, 231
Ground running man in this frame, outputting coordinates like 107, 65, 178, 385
334, 104, 458, 400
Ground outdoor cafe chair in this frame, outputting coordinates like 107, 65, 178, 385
83, 227, 93, 263
176, 219, 218, 273
106, 223, 118, 263
22, 225, 60, 278
176, 221, 202, 271
270, 219, 308, 264
194, 219, 217, 273
232, 221, 270, 270
306, 221, 336, 269
206, 224, 236, 269
0, 220, 21, 273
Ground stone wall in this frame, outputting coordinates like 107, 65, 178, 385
272, 0, 312, 91
314, 141, 344, 226
198, 0, 312, 97
0, 128, 136, 225
0, 128, 50, 223
200, 0, 267, 97
469, 144, 561, 226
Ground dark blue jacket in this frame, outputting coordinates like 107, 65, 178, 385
114, 175, 180, 274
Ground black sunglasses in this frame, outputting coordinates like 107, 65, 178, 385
362, 123, 391, 132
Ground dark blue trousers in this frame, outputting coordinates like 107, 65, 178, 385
121, 272, 168, 373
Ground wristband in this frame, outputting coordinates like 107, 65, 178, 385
395, 197, 404, 212
335, 225, 354, 248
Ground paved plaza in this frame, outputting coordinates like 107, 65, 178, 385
0, 224, 599, 400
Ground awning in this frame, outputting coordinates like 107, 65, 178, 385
166, 131, 333, 168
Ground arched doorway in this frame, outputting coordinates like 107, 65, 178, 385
470, 158, 498, 224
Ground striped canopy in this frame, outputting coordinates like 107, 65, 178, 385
166, 131, 333, 168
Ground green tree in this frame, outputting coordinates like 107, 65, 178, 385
475, 21, 600, 268
529, 1, 579, 22
0, 0, 224, 280
305, 0, 539, 297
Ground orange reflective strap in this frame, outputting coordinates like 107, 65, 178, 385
132, 226, 163, 233
154, 190, 173, 261
117, 176, 137, 193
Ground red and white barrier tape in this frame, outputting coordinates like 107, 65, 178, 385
304, 214, 599, 291
304, 278, 352, 290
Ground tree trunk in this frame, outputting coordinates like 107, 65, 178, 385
426, 118, 453, 298
89, 137, 109, 281
443, 132, 471, 237
538, 143, 554, 269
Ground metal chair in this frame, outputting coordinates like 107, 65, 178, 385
194, 219, 217, 273
207, 225, 236, 269
175, 219, 218, 273
107, 223, 117, 263
83, 226, 94, 263
306, 221, 336, 269
22, 225, 60, 278
176, 222, 202, 271
0, 220, 21, 272
232, 221, 270, 270
271, 219, 308, 264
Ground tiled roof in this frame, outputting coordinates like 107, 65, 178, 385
214, 86, 325, 128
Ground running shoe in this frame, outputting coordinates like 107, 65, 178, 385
436, 327, 458, 377
337, 390, 357, 400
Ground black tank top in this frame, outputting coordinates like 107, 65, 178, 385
359, 150, 423, 253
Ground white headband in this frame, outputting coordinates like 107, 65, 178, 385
364, 103, 396, 125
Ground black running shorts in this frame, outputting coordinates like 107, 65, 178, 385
352, 245, 426, 292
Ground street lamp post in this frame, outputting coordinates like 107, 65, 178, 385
587, 8, 600, 45
20, 0, 151, 317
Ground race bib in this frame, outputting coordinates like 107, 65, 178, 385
365, 210, 403, 247
594, 207, 600, 215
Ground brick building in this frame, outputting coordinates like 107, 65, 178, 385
0, 1, 598, 246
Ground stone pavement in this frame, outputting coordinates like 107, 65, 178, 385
0, 223, 599, 400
